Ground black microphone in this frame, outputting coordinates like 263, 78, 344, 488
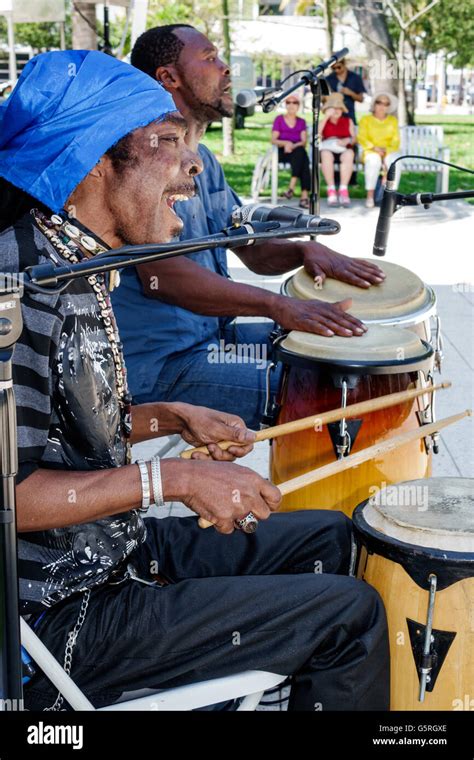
235, 86, 280, 108
372, 165, 399, 257
231, 203, 334, 230
262, 48, 349, 113
314, 47, 349, 77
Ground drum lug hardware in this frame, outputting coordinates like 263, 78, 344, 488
260, 361, 280, 429
416, 371, 440, 454
433, 314, 443, 373
328, 419, 362, 459
406, 574, 457, 702
268, 326, 285, 343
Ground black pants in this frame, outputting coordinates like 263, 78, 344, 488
279, 146, 311, 191
25, 511, 390, 711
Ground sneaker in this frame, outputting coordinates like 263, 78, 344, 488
338, 187, 350, 207
327, 188, 338, 206
365, 196, 375, 208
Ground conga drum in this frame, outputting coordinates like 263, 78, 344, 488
269, 325, 435, 516
353, 478, 474, 710
283, 260, 441, 358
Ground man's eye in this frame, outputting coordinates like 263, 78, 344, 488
162, 137, 179, 144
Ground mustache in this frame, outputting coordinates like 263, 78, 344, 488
163, 182, 197, 198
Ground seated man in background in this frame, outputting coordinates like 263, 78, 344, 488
0, 50, 389, 712
112, 24, 386, 429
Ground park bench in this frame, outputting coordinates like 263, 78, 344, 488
251, 124, 451, 203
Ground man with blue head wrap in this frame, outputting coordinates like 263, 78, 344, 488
0, 51, 389, 712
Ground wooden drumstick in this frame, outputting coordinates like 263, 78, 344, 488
197, 408, 471, 529
181, 382, 451, 459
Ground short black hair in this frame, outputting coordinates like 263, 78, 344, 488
131, 24, 195, 78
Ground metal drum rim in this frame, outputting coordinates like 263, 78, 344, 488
272, 334, 435, 376
353, 499, 474, 591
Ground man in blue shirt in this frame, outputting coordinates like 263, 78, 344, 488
112, 25, 384, 429
325, 57, 367, 124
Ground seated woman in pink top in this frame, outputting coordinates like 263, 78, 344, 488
271, 95, 311, 209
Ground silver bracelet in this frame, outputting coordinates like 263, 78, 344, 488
136, 460, 151, 513
150, 454, 164, 507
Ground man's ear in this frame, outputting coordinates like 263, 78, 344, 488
89, 156, 109, 179
156, 64, 181, 91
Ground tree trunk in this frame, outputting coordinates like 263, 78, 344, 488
397, 28, 408, 126
222, 0, 234, 156
72, 1, 97, 50
348, 0, 398, 95
323, 0, 334, 58
458, 68, 464, 106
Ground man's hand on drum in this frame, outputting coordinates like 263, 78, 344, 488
177, 403, 256, 460
179, 459, 281, 534
302, 242, 386, 289
273, 296, 367, 337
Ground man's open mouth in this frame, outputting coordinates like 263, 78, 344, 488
165, 190, 194, 216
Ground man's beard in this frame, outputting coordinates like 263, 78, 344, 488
117, 219, 182, 246
193, 96, 233, 122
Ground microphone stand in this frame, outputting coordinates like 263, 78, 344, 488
0, 217, 342, 708
0, 281, 24, 710
261, 48, 349, 223
382, 188, 474, 211
26, 220, 341, 289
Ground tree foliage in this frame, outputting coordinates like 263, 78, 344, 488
418, 0, 474, 67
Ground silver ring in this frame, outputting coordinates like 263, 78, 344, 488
236, 512, 258, 534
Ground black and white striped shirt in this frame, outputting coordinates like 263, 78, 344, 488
2, 212, 145, 613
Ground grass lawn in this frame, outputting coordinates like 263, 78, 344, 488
202, 112, 474, 201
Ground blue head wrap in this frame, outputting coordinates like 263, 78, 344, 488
0, 50, 177, 212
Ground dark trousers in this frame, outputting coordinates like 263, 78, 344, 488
279, 146, 311, 191
25, 511, 390, 711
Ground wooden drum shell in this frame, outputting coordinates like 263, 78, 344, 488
359, 552, 474, 710
270, 366, 432, 517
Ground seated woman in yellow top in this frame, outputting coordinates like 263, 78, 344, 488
357, 91, 401, 208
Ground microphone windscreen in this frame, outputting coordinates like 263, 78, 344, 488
235, 90, 256, 108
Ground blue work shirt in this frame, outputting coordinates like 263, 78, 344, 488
325, 70, 366, 123
112, 144, 241, 399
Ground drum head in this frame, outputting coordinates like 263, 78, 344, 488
360, 478, 474, 553
286, 260, 435, 322
277, 325, 433, 373
353, 478, 474, 590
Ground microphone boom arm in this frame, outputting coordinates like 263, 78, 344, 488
25, 219, 341, 291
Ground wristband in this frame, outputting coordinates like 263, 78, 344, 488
151, 455, 164, 507
136, 460, 151, 513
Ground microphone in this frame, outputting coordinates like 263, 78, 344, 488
231, 203, 334, 230
262, 48, 350, 113
372, 164, 399, 257
320, 47, 349, 72
235, 86, 280, 108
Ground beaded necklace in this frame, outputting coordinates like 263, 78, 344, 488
33, 209, 132, 447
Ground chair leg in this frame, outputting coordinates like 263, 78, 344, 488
21, 618, 94, 711
271, 147, 279, 205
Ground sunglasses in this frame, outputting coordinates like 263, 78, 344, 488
286, 100, 299, 105
333, 65, 344, 70
375, 100, 390, 106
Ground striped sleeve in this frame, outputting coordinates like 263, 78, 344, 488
1, 222, 63, 483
